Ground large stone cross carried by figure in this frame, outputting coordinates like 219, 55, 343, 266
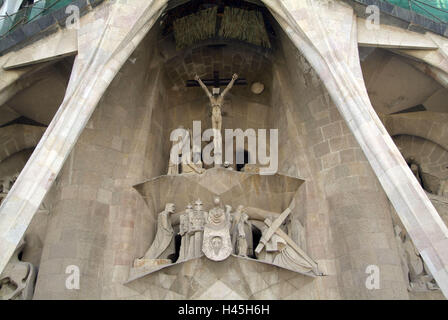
255, 202, 320, 275
255, 205, 292, 254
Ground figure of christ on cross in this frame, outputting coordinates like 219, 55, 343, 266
194, 72, 239, 166
194, 73, 238, 132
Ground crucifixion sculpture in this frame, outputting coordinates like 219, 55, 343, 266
192, 72, 240, 166
194, 73, 238, 132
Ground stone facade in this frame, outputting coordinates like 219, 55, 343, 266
0, 0, 448, 300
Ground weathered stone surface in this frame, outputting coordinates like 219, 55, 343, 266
1, 0, 448, 300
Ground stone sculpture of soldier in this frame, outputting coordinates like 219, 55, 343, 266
189, 199, 207, 258
177, 205, 191, 262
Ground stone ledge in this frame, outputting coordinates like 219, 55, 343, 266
126, 254, 319, 285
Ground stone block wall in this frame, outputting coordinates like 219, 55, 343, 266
269, 25, 410, 299
33, 28, 163, 299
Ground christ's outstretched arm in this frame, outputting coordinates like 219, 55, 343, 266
221, 73, 238, 98
194, 74, 212, 98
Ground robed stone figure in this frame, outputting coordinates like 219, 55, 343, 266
202, 197, 232, 261
230, 205, 253, 257
143, 203, 176, 260
256, 223, 314, 275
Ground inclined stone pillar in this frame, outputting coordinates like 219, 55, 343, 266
0, 0, 168, 275
262, 0, 448, 297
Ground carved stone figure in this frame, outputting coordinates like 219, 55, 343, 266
236, 213, 251, 257
189, 199, 207, 258
256, 220, 318, 275
254, 206, 320, 275
438, 179, 448, 197
230, 205, 253, 256
143, 203, 176, 260
256, 223, 287, 262
407, 158, 424, 188
0, 183, 5, 206
181, 154, 205, 175
177, 205, 191, 262
0, 239, 36, 300
202, 197, 232, 261
195, 73, 238, 133
207, 197, 226, 224
195, 73, 238, 166
168, 127, 204, 175
0, 174, 18, 205
394, 224, 439, 291
410, 163, 422, 186
211, 237, 223, 256
186, 203, 196, 259
230, 205, 242, 248
1, 174, 18, 194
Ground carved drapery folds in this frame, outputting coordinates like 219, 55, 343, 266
135, 197, 320, 276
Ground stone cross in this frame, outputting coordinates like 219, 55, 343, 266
186, 71, 246, 89
190, 71, 245, 166
263, 218, 319, 274
255, 205, 293, 254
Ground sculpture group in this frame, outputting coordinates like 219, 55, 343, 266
134, 71, 321, 276
134, 197, 320, 276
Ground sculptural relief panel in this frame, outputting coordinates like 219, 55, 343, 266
131, 171, 321, 282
